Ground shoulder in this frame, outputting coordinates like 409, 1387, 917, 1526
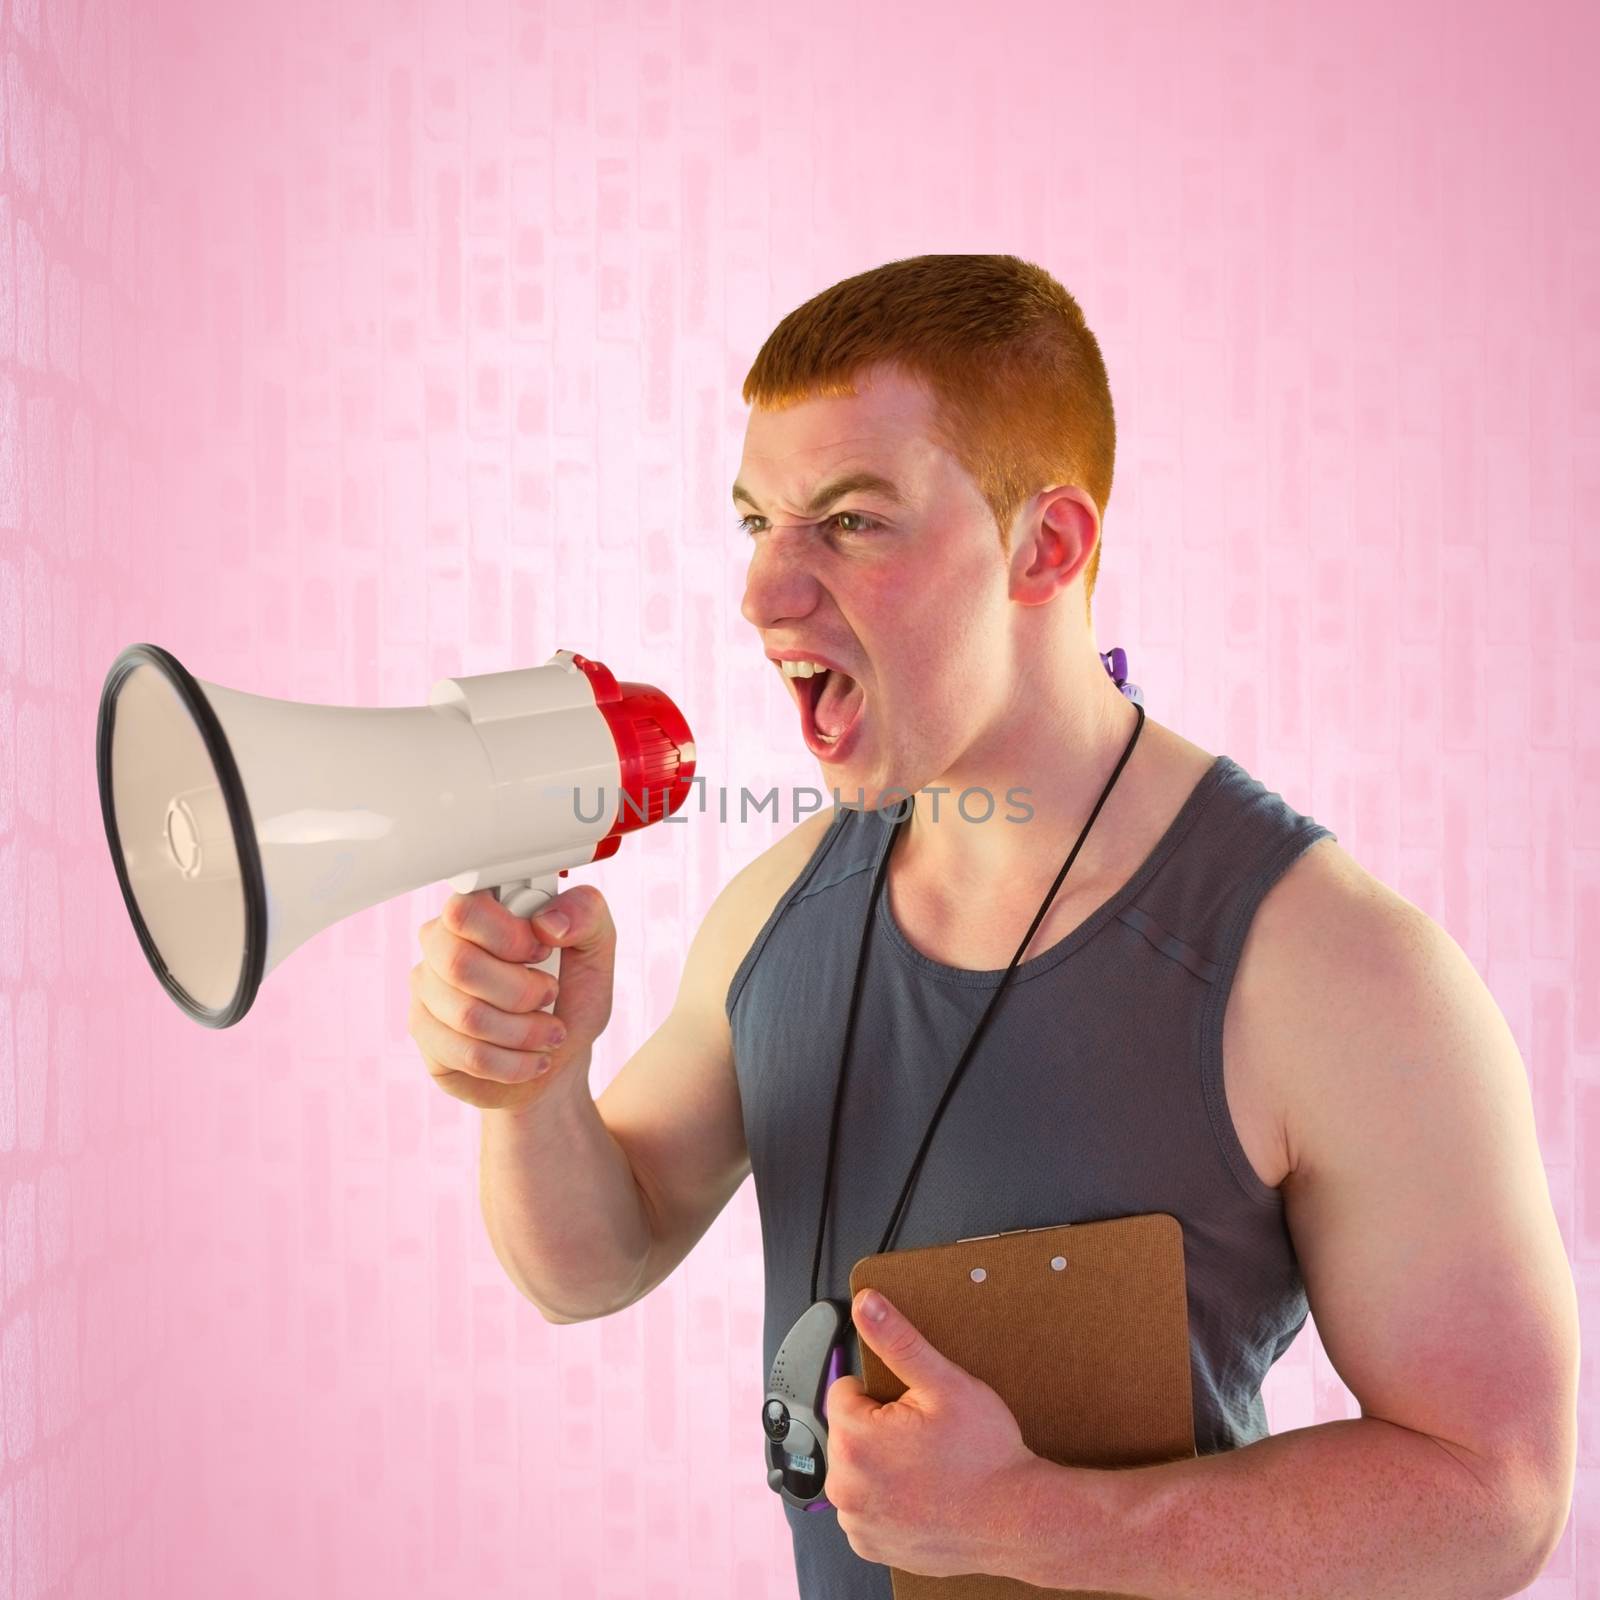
1246, 832, 1408, 955
1242, 831, 1450, 1006
1232, 833, 1500, 1176
723, 806, 842, 927
682, 807, 842, 1012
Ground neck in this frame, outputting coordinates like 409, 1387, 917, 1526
897, 653, 1149, 896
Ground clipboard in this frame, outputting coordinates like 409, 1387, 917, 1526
847, 1212, 1195, 1600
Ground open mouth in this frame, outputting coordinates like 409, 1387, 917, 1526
780, 662, 866, 751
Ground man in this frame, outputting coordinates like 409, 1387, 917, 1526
411, 255, 1577, 1598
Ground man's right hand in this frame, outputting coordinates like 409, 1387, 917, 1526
409, 884, 617, 1112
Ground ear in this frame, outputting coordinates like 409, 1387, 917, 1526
1009, 487, 1099, 608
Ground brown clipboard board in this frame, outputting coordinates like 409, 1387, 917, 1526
847, 1212, 1195, 1600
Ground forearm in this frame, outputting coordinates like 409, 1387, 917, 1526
478, 1058, 654, 1323
1000, 1416, 1547, 1600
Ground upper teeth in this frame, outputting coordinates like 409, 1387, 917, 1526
780, 660, 831, 678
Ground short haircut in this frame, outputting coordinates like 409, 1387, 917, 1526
742, 254, 1116, 618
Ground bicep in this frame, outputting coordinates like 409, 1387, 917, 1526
1278, 901, 1578, 1521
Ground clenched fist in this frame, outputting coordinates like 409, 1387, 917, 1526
408, 883, 617, 1112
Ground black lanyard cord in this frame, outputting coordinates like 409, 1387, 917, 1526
805, 699, 1146, 1306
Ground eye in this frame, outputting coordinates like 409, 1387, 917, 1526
734, 511, 881, 537
830, 511, 879, 535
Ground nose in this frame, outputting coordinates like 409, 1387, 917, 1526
740, 530, 824, 632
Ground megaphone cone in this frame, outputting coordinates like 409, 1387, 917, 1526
96, 643, 696, 1028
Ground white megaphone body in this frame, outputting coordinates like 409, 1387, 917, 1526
95, 644, 698, 1028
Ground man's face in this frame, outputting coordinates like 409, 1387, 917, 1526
735, 362, 1019, 803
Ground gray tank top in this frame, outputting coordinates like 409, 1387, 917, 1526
726, 753, 1336, 1597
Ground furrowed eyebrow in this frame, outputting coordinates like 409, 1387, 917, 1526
730, 471, 907, 517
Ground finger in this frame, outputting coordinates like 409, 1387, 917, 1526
410, 960, 557, 1051
407, 991, 565, 1085
825, 1374, 871, 1424
526, 884, 616, 1032
851, 1290, 960, 1394
438, 888, 555, 965
525, 883, 613, 953
419, 918, 553, 1014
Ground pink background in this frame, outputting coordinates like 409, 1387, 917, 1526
2, 0, 1597, 1593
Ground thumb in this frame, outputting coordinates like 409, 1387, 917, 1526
529, 885, 616, 1051
851, 1289, 961, 1396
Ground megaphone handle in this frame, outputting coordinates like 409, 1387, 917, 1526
494, 875, 563, 1015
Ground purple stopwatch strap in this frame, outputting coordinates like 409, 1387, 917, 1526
806, 1338, 852, 1513
1100, 646, 1145, 707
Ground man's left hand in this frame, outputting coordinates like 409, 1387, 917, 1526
824, 1287, 1041, 1577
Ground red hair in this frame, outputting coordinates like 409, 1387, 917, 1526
742, 254, 1116, 617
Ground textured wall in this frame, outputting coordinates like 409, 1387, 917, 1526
1, 0, 1596, 1594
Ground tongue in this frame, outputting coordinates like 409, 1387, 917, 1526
813, 671, 863, 738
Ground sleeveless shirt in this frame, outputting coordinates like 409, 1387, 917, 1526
725, 753, 1337, 1598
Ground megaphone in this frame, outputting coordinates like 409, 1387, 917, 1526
95, 643, 697, 1029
